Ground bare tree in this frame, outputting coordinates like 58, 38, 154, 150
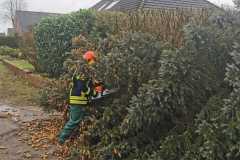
1, 0, 27, 26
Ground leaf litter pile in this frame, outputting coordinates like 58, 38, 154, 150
18, 117, 94, 160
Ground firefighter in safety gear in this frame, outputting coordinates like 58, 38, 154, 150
58, 51, 98, 144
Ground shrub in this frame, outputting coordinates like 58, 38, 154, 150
34, 9, 99, 77
0, 46, 21, 58
145, 11, 240, 160
151, 44, 240, 160
37, 8, 240, 160
0, 36, 19, 48
88, 11, 239, 160
34, 9, 209, 77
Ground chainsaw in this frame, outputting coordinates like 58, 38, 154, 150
63, 87, 119, 122
91, 88, 119, 102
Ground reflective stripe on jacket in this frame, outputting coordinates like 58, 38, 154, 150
69, 74, 93, 105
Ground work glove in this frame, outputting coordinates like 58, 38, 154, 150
94, 81, 105, 95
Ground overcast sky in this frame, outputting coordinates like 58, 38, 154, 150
0, 0, 235, 33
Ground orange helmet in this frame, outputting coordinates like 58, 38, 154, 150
83, 51, 96, 62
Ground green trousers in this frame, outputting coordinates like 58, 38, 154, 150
58, 105, 87, 144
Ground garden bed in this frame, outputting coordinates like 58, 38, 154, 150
0, 62, 40, 106
0, 58, 49, 88
5, 59, 35, 72
4, 59, 35, 73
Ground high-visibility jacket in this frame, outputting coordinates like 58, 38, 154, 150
69, 74, 96, 105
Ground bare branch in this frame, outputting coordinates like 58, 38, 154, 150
0, 0, 27, 26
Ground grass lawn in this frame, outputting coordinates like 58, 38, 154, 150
5, 59, 35, 72
0, 62, 39, 106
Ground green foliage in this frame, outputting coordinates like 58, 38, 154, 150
0, 36, 19, 48
34, 9, 98, 77
59, 32, 164, 159
38, 9, 240, 160
221, 43, 240, 159
96, 32, 163, 94
34, 9, 209, 78
165, 44, 240, 160
0, 46, 21, 58
144, 12, 240, 160
87, 11, 239, 160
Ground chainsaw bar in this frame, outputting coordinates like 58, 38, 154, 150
91, 88, 119, 101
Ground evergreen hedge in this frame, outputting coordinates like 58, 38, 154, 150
34, 9, 208, 77
69, 11, 239, 160
34, 10, 98, 77
36, 7, 240, 160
